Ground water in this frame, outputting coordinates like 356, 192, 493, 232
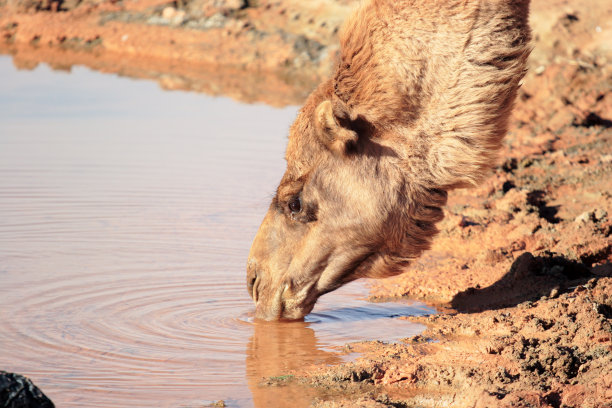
0, 55, 434, 407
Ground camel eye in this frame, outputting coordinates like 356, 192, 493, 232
288, 196, 301, 214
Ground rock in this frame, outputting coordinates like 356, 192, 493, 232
199, 0, 248, 18
593, 208, 608, 222
549, 286, 560, 299
161, 6, 177, 20
0, 371, 54, 408
574, 211, 592, 224
172, 10, 186, 26
575, 209, 608, 224
202, 12, 227, 29
510, 252, 537, 281
160, 6, 186, 25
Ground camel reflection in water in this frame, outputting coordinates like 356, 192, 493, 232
244, 293, 434, 407
246, 319, 344, 407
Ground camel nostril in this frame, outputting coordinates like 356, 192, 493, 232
247, 274, 257, 299
246, 259, 258, 300
251, 276, 261, 303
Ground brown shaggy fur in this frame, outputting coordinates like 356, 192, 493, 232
248, 0, 531, 320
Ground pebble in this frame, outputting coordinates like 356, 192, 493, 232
162, 6, 177, 20
574, 211, 592, 224
159, 7, 186, 26
575, 209, 608, 224
593, 208, 608, 222
549, 287, 560, 299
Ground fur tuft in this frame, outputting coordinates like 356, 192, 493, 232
334, 0, 531, 189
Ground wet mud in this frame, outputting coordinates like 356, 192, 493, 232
1, 0, 611, 406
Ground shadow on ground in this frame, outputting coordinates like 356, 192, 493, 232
451, 251, 612, 313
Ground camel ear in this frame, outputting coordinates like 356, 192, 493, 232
314, 100, 358, 155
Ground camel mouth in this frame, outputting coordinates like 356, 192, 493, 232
254, 301, 313, 321
254, 281, 319, 321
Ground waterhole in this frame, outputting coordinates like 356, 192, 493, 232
0, 56, 434, 407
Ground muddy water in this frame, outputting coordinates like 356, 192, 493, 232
0, 56, 434, 407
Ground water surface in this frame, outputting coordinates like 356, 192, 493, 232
0, 56, 433, 407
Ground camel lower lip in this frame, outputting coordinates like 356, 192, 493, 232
255, 299, 314, 321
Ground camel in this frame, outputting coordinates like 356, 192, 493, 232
247, 0, 532, 320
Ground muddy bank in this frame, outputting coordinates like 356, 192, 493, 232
1, 0, 611, 107
303, 276, 612, 408
0, 0, 356, 105
0, 43, 312, 106
264, 0, 611, 406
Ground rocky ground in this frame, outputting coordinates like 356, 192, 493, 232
1, 0, 610, 407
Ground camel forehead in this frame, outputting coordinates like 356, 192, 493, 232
284, 124, 321, 180
283, 78, 337, 178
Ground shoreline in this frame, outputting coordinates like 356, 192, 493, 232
1, 0, 610, 406
0, 0, 355, 105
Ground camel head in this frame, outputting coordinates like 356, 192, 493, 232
247, 84, 447, 320
247, 0, 531, 320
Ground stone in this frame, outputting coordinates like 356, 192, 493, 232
0, 371, 54, 408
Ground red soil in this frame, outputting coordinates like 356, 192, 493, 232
1, 0, 610, 406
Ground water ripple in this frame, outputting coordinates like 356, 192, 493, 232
0, 56, 434, 408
